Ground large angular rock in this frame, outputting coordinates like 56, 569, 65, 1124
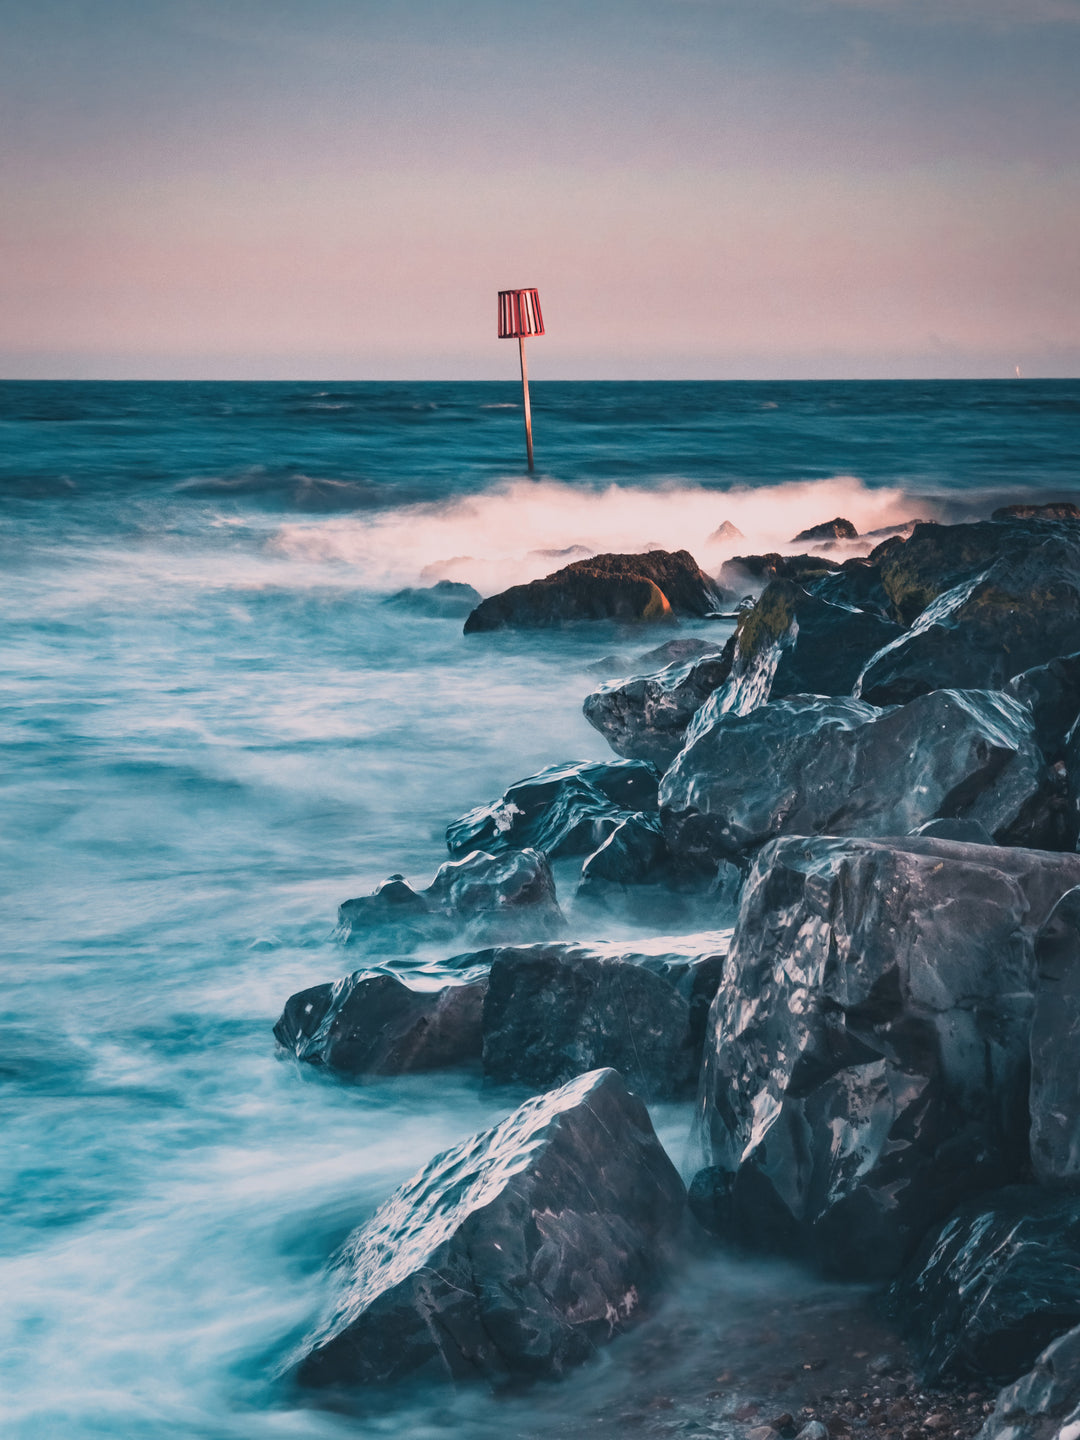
480, 941, 723, 1099
583, 643, 735, 766
977, 1323, 1080, 1440
1005, 652, 1080, 763
693, 835, 1080, 1279
699, 579, 902, 716
858, 525, 1080, 704
867, 518, 1064, 626
463, 549, 722, 632
337, 848, 565, 948
292, 1068, 687, 1389
1030, 887, 1080, 1184
274, 971, 485, 1077
662, 688, 1058, 869
446, 759, 658, 859
993, 502, 1080, 522
806, 558, 892, 619
894, 1186, 1080, 1385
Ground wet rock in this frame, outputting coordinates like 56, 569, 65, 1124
792, 518, 859, 543
992, 502, 1080, 522
718, 553, 842, 594
337, 848, 565, 948
661, 689, 1057, 869
1030, 887, 1080, 1184
1004, 653, 1080, 763
274, 971, 485, 1077
584, 636, 725, 680
867, 520, 1043, 627
463, 549, 722, 632
583, 642, 736, 766
895, 1186, 1080, 1385
482, 944, 699, 1099
574, 815, 741, 927
908, 817, 996, 845
694, 834, 1080, 1279
446, 759, 659, 859
976, 1323, 1080, 1440
292, 1068, 687, 1389
857, 537, 1080, 707
807, 560, 892, 619
695, 580, 902, 717
382, 580, 482, 618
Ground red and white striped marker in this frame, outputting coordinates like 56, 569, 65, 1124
498, 288, 544, 472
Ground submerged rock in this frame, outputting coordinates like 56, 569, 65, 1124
274, 971, 485, 1077
583, 643, 735, 766
292, 1068, 687, 1390
382, 580, 482, 618
806, 558, 892, 618
481, 943, 706, 1099
895, 1186, 1080, 1385
463, 549, 722, 632
337, 849, 565, 948
661, 688, 1057, 869
446, 759, 659, 859
977, 1323, 1080, 1440
791, 517, 858, 543
1030, 887, 1080, 1185
694, 834, 1080, 1279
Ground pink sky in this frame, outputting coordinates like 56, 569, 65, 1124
3, 0, 1078, 378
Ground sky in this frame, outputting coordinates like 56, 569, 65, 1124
1, 0, 1078, 379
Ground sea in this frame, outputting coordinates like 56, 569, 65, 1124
2, 379, 1078, 1439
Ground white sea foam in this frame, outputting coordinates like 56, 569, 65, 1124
271, 475, 930, 595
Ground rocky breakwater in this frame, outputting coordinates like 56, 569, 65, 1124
585, 576, 900, 764
289, 1068, 687, 1391
463, 548, 723, 632
690, 834, 1080, 1279
660, 687, 1068, 870
276, 938, 729, 1101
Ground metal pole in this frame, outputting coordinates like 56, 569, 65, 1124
518, 334, 534, 472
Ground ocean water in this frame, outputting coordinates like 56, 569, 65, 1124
2, 379, 1078, 1439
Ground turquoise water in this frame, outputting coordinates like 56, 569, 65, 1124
2, 380, 1078, 1436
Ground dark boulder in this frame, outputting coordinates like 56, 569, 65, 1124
699, 579, 902, 716
694, 834, 1080, 1279
337, 848, 565, 948
463, 549, 722, 632
977, 1323, 1080, 1440
1030, 887, 1080, 1185
909, 816, 997, 844
445, 759, 659, 859
584, 635, 726, 680
868, 517, 1080, 627
717, 552, 841, 595
292, 1068, 687, 1390
481, 943, 706, 1099
574, 815, 742, 927
382, 580, 482, 618
583, 642, 735, 767
894, 1186, 1080, 1385
992, 502, 1080, 522
857, 539, 1080, 707
661, 688, 1057, 869
1004, 652, 1080, 763
806, 558, 892, 619
791, 517, 858, 543
274, 971, 485, 1077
